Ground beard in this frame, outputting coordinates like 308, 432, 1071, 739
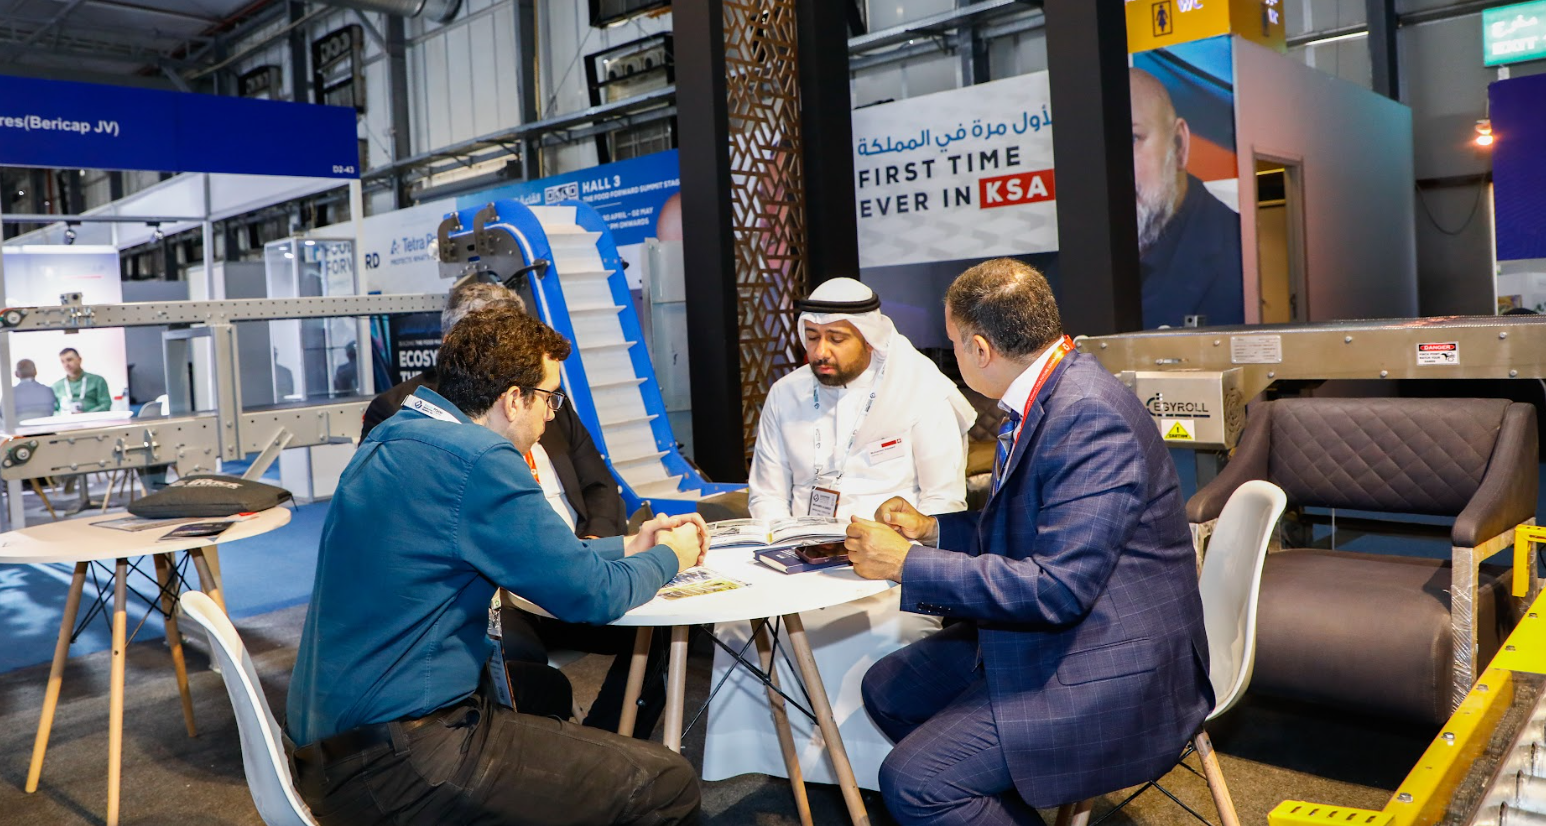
811, 358, 868, 387
1136, 141, 1182, 255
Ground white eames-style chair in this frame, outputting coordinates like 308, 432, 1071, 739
1056, 480, 1287, 826
178, 591, 317, 826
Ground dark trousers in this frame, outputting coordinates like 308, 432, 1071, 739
292, 688, 700, 826
501, 605, 669, 739
861, 622, 1042, 826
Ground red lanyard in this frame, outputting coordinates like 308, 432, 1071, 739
1009, 335, 1074, 453
523, 450, 541, 484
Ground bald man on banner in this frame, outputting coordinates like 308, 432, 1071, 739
1131, 67, 1244, 329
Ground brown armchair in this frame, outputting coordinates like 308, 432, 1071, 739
1187, 397, 1539, 723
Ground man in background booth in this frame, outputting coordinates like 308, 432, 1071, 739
52, 347, 111, 413
12, 359, 57, 424
1131, 67, 1244, 329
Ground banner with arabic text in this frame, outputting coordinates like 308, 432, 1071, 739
853, 74, 1056, 268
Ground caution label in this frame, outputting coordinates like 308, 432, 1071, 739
1416, 341, 1460, 366
1162, 419, 1195, 441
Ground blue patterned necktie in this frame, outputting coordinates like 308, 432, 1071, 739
992, 408, 1021, 495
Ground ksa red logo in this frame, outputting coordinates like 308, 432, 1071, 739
979, 170, 1055, 209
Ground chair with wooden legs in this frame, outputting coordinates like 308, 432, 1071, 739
1054, 481, 1287, 826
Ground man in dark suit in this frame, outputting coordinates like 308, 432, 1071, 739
845, 258, 1213, 824
362, 282, 667, 738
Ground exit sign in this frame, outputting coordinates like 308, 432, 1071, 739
1484, 1, 1546, 66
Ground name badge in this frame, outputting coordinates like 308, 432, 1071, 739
867, 435, 905, 464
808, 487, 840, 519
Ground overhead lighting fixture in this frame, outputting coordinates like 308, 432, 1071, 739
64, 222, 79, 245
1476, 119, 1495, 147
148, 221, 164, 242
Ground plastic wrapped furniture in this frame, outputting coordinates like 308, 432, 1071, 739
1187, 397, 1539, 723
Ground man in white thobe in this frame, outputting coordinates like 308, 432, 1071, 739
707, 277, 976, 791
748, 277, 974, 522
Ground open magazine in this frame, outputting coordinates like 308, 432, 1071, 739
706, 516, 846, 550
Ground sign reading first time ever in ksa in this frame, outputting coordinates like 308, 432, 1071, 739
1484, 1, 1546, 66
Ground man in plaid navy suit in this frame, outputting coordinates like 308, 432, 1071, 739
845, 258, 1213, 824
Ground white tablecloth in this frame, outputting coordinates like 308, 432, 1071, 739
702, 588, 941, 790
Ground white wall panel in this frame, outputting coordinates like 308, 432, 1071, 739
410, 45, 430, 155
493, 5, 520, 130
445, 25, 476, 139
405, 1, 524, 155
470, 20, 501, 137
866, 0, 954, 29
1234, 36, 1419, 321
424, 35, 452, 151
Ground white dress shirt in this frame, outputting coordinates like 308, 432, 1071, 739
748, 363, 968, 521
527, 443, 578, 531
998, 340, 1064, 428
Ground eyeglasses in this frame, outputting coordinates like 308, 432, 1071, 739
522, 387, 566, 411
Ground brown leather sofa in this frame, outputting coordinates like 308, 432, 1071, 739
1187, 397, 1539, 724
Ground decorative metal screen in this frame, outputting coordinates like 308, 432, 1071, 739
724, 0, 807, 463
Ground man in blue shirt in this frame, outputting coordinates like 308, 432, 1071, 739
287, 306, 706, 825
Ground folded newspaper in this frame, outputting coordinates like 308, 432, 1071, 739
706, 516, 847, 550
656, 567, 748, 600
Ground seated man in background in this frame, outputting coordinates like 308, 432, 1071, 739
288, 306, 705, 826
53, 347, 111, 413
363, 282, 668, 738
12, 359, 58, 424
847, 258, 1212, 824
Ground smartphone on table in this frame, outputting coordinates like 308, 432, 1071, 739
792, 541, 849, 565
160, 521, 234, 541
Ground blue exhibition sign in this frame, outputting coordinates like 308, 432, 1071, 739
1491, 73, 1546, 260
461, 150, 681, 247
0, 74, 360, 178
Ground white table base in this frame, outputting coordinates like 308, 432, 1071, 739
703, 589, 941, 790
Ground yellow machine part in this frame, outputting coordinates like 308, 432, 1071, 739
1272, 590, 1546, 826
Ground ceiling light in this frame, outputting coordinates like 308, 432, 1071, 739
1476, 119, 1494, 147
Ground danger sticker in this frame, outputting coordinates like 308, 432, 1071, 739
1162, 419, 1195, 441
1416, 341, 1460, 366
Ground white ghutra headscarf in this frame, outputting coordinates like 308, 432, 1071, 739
795, 278, 976, 445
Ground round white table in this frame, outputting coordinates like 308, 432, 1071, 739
1, 506, 292, 826
515, 546, 891, 826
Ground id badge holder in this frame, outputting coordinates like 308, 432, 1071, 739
808, 482, 840, 519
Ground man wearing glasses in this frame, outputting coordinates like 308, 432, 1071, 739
362, 282, 673, 741
289, 306, 706, 825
